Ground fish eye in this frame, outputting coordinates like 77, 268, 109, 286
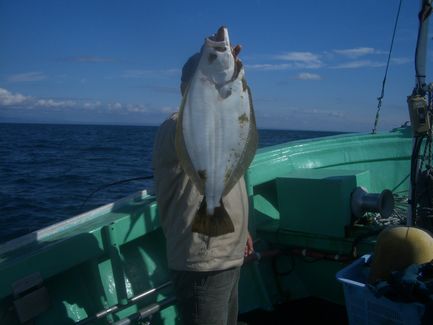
214, 47, 226, 52
208, 53, 217, 64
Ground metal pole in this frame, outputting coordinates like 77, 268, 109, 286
76, 281, 172, 324
112, 297, 177, 325
415, 0, 432, 95
408, 1, 432, 225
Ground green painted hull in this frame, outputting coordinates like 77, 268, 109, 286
0, 127, 412, 324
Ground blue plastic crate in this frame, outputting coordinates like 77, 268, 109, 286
336, 255, 426, 325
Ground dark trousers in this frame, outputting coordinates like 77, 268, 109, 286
171, 267, 241, 325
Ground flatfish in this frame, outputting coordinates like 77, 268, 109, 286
175, 26, 258, 237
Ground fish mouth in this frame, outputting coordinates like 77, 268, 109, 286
206, 26, 230, 49
214, 26, 227, 42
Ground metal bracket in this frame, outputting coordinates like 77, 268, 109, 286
12, 273, 50, 324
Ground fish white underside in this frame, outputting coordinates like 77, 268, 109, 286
181, 69, 253, 214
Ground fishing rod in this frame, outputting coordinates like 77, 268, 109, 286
407, 0, 433, 226
80, 175, 154, 212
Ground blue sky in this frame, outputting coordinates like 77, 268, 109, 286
0, 0, 427, 131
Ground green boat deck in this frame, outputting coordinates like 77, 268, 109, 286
0, 126, 413, 324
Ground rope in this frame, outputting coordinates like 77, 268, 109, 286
372, 0, 403, 134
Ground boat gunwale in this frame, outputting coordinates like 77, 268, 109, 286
0, 190, 150, 256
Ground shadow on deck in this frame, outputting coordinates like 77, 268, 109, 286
238, 298, 348, 325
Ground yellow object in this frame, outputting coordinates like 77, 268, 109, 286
368, 226, 433, 283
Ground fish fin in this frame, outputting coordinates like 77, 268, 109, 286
191, 198, 235, 237
223, 84, 258, 196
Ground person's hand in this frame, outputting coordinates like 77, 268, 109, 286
232, 44, 242, 59
244, 232, 254, 257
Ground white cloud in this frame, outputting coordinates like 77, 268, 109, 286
0, 88, 108, 111
273, 52, 323, 68
391, 57, 411, 65
332, 60, 386, 69
248, 46, 410, 73
0, 88, 196, 126
287, 106, 345, 118
247, 63, 293, 71
0, 88, 29, 106
83, 101, 102, 110
296, 72, 322, 80
333, 47, 378, 58
126, 104, 148, 113
35, 98, 77, 108
122, 68, 180, 79
7, 72, 47, 83
0, 88, 76, 109
108, 102, 123, 111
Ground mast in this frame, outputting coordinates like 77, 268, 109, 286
414, 0, 432, 96
407, 0, 432, 226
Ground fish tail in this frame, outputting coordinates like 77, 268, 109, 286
191, 198, 235, 237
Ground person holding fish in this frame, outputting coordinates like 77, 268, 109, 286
153, 26, 257, 324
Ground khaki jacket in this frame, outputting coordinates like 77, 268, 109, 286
152, 113, 249, 271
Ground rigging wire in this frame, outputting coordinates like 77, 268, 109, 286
80, 175, 154, 212
372, 0, 403, 134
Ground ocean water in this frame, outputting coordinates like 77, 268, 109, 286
0, 123, 341, 243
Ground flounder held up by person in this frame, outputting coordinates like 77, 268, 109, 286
176, 26, 258, 237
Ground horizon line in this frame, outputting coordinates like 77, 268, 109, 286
0, 120, 349, 134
